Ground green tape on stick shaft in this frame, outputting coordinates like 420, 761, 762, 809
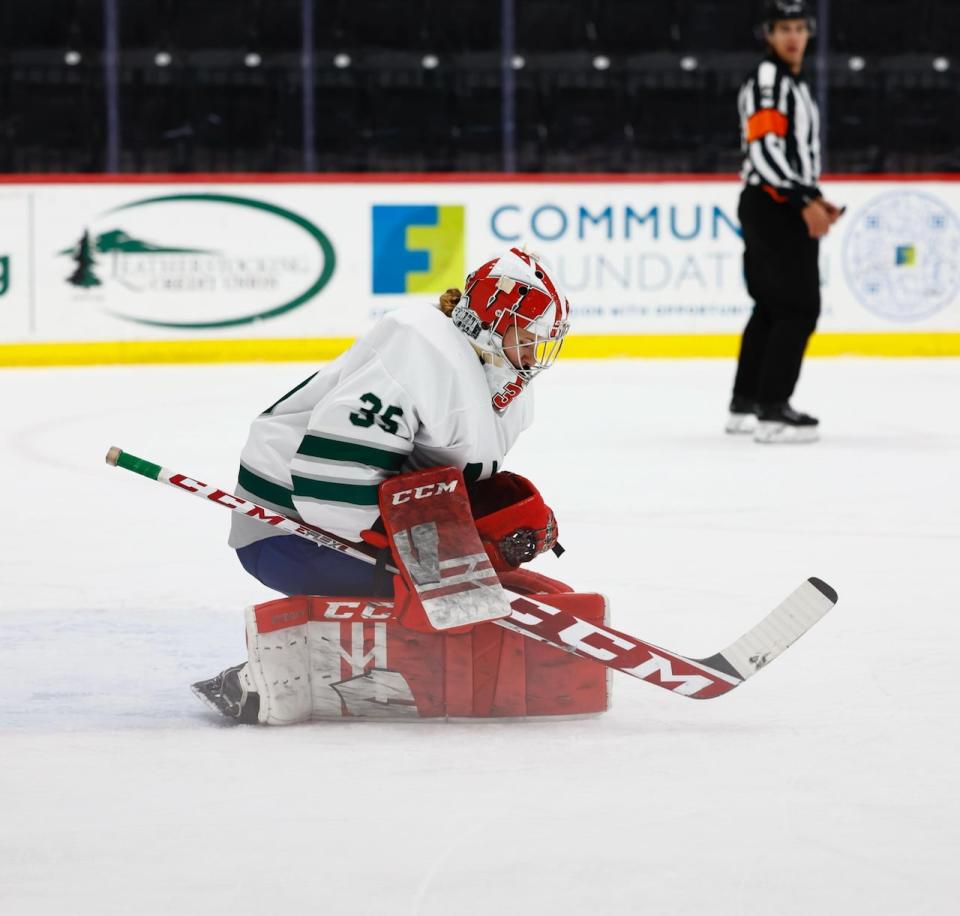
116, 450, 163, 481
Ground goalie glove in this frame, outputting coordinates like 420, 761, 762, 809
468, 471, 561, 571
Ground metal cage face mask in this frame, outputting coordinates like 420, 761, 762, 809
499, 311, 570, 381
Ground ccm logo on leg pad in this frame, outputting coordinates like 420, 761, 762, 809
391, 480, 458, 505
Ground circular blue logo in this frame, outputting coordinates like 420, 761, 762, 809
842, 190, 960, 322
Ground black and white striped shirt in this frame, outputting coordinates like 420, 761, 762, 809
738, 55, 822, 207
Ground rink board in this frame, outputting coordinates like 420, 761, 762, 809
1, 173, 958, 364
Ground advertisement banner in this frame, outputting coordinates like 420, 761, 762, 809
1, 175, 958, 360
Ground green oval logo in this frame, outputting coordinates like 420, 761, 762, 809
62, 193, 336, 330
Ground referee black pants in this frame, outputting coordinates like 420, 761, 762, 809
733, 185, 821, 406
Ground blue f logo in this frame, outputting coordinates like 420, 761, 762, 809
372, 205, 465, 294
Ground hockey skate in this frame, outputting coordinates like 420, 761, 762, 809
725, 395, 758, 434
191, 663, 260, 724
754, 403, 819, 443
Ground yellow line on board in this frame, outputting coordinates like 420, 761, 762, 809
0, 338, 356, 367
566, 333, 960, 358
565, 334, 742, 358
805, 333, 960, 357
2, 333, 960, 367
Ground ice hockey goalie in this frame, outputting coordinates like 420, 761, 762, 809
192, 467, 610, 724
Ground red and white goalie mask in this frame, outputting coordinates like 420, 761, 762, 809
453, 248, 571, 387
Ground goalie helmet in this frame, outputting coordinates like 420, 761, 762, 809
452, 248, 570, 382
758, 0, 816, 36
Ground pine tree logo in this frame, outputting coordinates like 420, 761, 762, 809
67, 230, 102, 288
0, 255, 9, 297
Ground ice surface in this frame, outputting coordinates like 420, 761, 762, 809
2, 357, 958, 915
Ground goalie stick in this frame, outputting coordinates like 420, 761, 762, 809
105, 446, 838, 700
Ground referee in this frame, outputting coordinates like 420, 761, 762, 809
726, 0, 842, 443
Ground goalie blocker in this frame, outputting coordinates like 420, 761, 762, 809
194, 466, 610, 723
372, 465, 563, 633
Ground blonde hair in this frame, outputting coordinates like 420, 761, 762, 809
438, 288, 462, 317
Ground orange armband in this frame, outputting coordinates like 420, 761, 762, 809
746, 108, 788, 142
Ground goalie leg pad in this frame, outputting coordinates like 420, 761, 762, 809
241, 593, 610, 723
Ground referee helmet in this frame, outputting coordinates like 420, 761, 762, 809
757, 0, 817, 38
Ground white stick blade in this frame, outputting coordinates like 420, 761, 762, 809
710, 577, 838, 681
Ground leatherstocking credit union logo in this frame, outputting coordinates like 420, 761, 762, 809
372, 204, 465, 294
842, 191, 960, 322
59, 194, 336, 329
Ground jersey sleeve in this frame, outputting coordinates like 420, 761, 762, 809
289, 357, 417, 541
742, 60, 820, 208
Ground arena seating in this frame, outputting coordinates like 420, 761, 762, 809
0, 0, 956, 173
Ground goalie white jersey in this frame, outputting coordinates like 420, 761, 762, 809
229, 304, 534, 549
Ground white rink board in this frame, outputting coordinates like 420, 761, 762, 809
0, 175, 958, 345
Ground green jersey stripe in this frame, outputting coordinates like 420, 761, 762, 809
261, 371, 318, 416
304, 427, 410, 455
292, 475, 381, 506
238, 465, 295, 510
297, 434, 408, 471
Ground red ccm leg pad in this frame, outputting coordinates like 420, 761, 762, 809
379, 467, 513, 633
515, 592, 610, 717
246, 593, 610, 721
